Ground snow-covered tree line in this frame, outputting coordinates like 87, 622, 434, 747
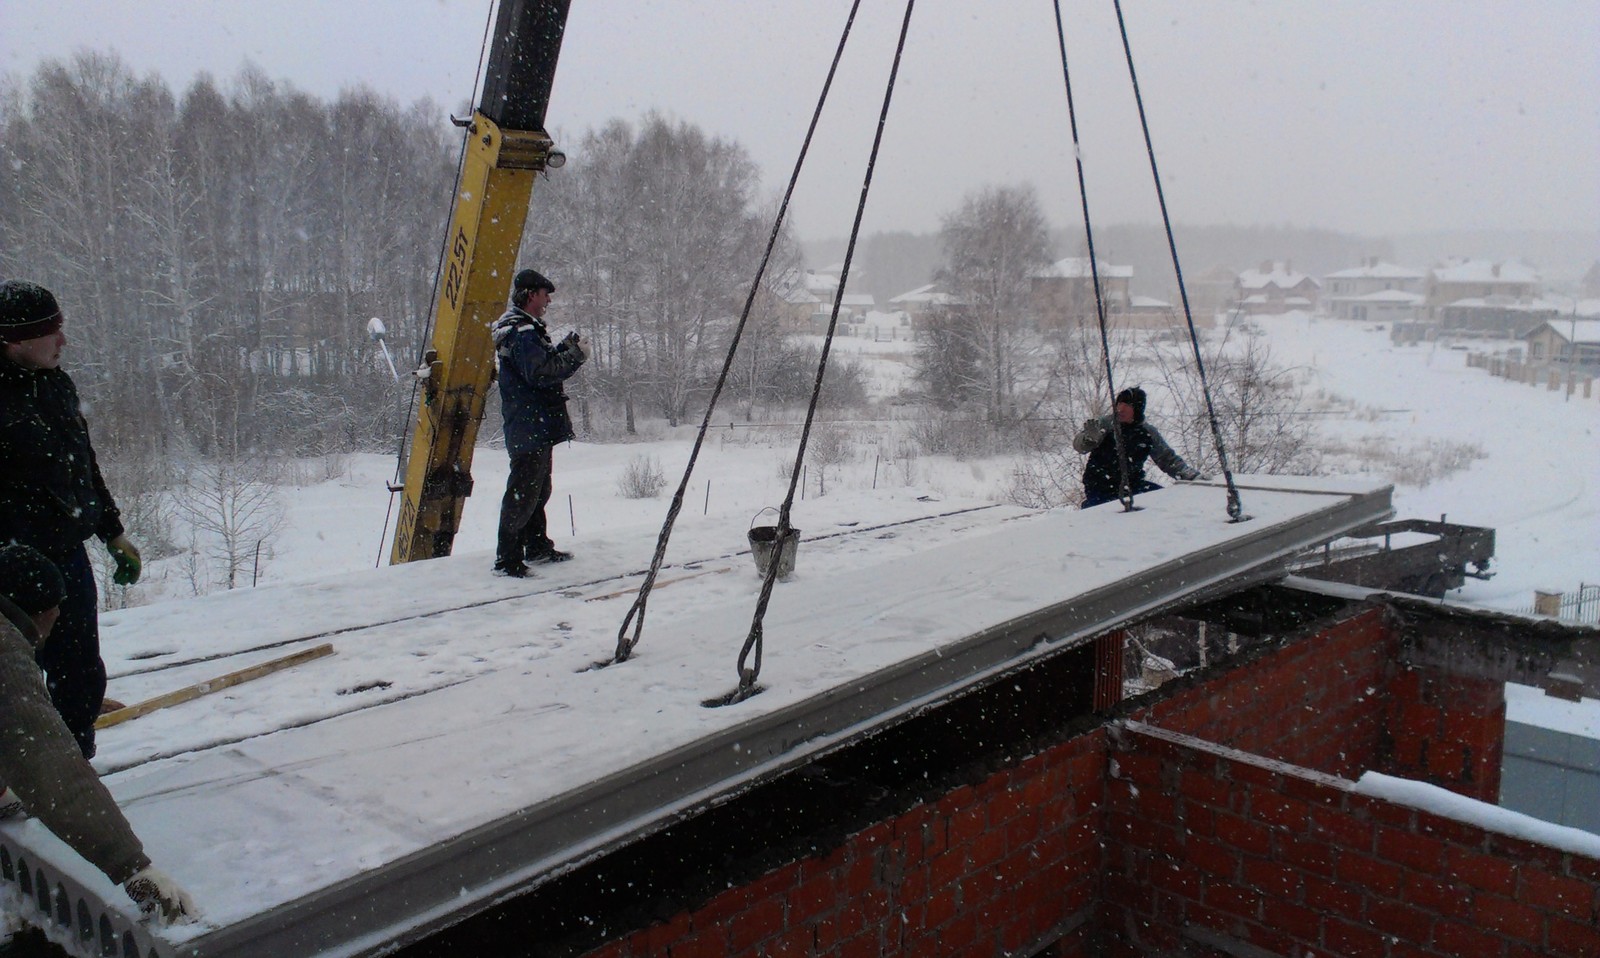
0, 52, 452, 461
0, 56, 854, 457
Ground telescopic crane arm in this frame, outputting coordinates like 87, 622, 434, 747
391, 0, 571, 565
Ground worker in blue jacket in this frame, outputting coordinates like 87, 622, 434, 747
490, 269, 588, 577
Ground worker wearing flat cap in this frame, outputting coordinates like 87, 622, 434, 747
0, 544, 197, 923
490, 268, 588, 578
0, 279, 143, 759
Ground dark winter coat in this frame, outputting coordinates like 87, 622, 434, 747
0, 597, 149, 884
0, 359, 123, 560
1074, 413, 1199, 501
492, 305, 586, 455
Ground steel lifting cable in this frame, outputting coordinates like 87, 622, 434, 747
376, 0, 503, 565
605, 0, 868, 667
725, 0, 920, 704
1111, 0, 1247, 522
1051, 0, 1138, 512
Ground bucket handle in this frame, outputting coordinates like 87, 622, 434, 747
750, 506, 780, 531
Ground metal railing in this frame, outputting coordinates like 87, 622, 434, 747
1523, 584, 1600, 625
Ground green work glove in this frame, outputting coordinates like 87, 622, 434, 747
107, 535, 142, 586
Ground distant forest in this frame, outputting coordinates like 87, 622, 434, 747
0, 52, 811, 459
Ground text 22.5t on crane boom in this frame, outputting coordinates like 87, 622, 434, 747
390, 0, 571, 564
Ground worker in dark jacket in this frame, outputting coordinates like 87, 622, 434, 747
491, 269, 588, 578
1073, 386, 1202, 508
0, 544, 197, 923
0, 280, 142, 759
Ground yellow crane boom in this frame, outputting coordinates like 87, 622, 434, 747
391, 0, 572, 564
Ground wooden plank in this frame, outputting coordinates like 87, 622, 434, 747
584, 567, 731, 602
95, 644, 336, 729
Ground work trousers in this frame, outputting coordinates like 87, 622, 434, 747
496, 446, 555, 568
32, 542, 105, 759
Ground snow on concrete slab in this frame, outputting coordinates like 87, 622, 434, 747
9, 478, 1388, 956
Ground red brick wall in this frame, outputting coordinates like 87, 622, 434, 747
1102, 722, 1600, 957
574, 607, 1572, 958
1384, 668, 1506, 802
1139, 606, 1397, 780
581, 733, 1109, 958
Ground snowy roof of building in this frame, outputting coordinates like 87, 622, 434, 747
779, 287, 822, 305
839, 293, 875, 308
1354, 290, 1426, 304
889, 283, 964, 307
1444, 296, 1559, 312
1431, 259, 1540, 285
804, 270, 841, 293
1324, 261, 1426, 280
1035, 257, 1133, 280
1523, 318, 1600, 345
1129, 295, 1172, 309
1237, 263, 1320, 290
889, 283, 937, 303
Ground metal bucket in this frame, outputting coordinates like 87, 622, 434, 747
748, 509, 799, 579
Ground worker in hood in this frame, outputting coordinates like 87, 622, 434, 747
1073, 386, 1203, 508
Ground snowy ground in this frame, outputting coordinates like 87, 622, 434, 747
195, 313, 1596, 614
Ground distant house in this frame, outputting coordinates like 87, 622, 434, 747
1233, 261, 1320, 315
888, 282, 963, 325
1425, 259, 1543, 333
836, 292, 876, 321
1341, 289, 1426, 325
1030, 257, 1133, 329
1521, 315, 1600, 368
1322, 259, 1426, 321
1122, 295, 1181, 331
1437, 298, 1562, 338
774, 268, 878, 328
1185, 265, 1242, 315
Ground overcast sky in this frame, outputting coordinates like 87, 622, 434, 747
3, 1, 1596, 242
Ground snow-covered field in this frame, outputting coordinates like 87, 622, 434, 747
156, 313, 1596, 615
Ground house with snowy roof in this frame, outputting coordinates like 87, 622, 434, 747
887, 282, 964, 324
772, 267, 878, 328
1232, 260, 1320, 315
1425, 259, 1544, 333
1522, 315, 1600, 368
1030, 256, 1133, 329
1322, 258, 1426, 322
1185, 264, 1243, 314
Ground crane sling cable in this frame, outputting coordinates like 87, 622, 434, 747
376, 0, 502, 565
604, 0, 867, 668
1050, 0, 1139, 513
718, 0, 920, 706
1111, 0, 1247, 522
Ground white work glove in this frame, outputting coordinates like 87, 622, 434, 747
124, 865, 199, 924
